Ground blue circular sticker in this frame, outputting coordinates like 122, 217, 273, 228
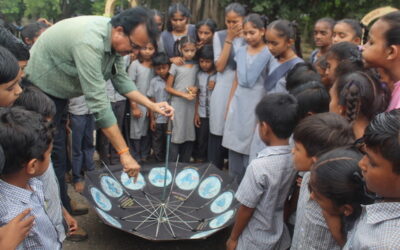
121, 172, 146, 190
209, 210, 234, 229
190, 229, 218, 239
95, 208, 122, 228
210, 191, 234, 214
175, 168, 200, 191
90, 187, 112, 211
100, 176, 123, 198
198, 176, 221, 199
148, 167, 172, 187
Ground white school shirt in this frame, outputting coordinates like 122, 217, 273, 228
344, 202, 400, 249
235, 145, 296, 250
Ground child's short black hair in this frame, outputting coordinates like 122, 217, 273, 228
21, 22, 48, 44
255, 93, 299, 139
0, 107, 54, 175
363, 109, 400, 174
294, 112, 354, 157
152, 52, 170, 66
14, 81, 56, 118
290, 81, 329, 119
286, 62, 321, 91
0, 27, 30, 61
198, 44, 214, 60
0, 45, 19, 85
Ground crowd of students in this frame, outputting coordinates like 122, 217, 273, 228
0, 2, 400, 249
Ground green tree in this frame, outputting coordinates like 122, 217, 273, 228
23, 0, 61, 20
0, 0, 25, 22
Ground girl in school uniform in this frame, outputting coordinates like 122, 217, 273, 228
194, 45, 216, 163
209, 3, 247, 169
165, 36, 199, 162
160, 3, 197, 65
362, 11, 400, 110
128, 41, 156, 162
196, 18, 217, 50
222, 14, 275, 184
249, 19, 304, 162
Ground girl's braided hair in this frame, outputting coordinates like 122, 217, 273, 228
336, 71, 390, 123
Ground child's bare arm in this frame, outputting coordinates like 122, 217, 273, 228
322, 209, 346, 247
226, 204, 255, 250
165, 73, 194, 100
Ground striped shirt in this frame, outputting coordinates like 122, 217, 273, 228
291, 172, 340, 250
344, 202, 400, 249
37, 162, 66, 242
235, 145, 296, 250
0, 177, 61, 249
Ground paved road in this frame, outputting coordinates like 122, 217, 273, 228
64, 185, 231, 250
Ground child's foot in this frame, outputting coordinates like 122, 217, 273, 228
66, 227, 88, 242
74, 181, 85, 193
70, 200, 88, 216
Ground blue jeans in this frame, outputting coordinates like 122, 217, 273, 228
46, 94, 72, 212
70, 114, 95, 183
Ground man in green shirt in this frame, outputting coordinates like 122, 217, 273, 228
25, 7, 174, 213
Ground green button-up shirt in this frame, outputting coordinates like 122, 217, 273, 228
26, 16, 137, 128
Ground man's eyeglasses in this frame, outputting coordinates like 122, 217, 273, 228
127, 35, 142, 50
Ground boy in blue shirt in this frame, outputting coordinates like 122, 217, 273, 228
227, 93, 299, 250
147, 52, 170, 162
0, 107, 61, 249
345, 109, 400, 249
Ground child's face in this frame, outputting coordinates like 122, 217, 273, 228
325, 55, 339, 83
139, 42, 156, 60
309, 172, 341, 216
154, 15, 163, 32
329, 82, 344, 116
362, 19, 390, 69
243, 22, 265, 47
0, 70, 23, 107
171, 12, 187, 32
199, 58, 213, 72
180, 43, 196, 60
332, 23, 360, 45
292, 141, 315, 171
359, 146, 400, 199
314, 21, 333, 48
266, 28, 293, 58
225, 11, 243, 30
315, 62, 331, 88
197, 25, 213, 45
154, 64, 170, 79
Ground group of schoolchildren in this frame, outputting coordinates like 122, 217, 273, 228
1, 2, 400, 249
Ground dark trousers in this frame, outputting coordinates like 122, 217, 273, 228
152, 123, 167, 162
193, 118, 209, 161
97, 100, 127, 165
70, 114, 95, 183
130, 133, 151, 162
169, 141, 194, 163
47, 94, 72, 212
208, 133, 228, 170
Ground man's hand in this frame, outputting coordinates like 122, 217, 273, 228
151, 102, 174, 120
0, 209, 34, 250
120, 152, 141, 182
